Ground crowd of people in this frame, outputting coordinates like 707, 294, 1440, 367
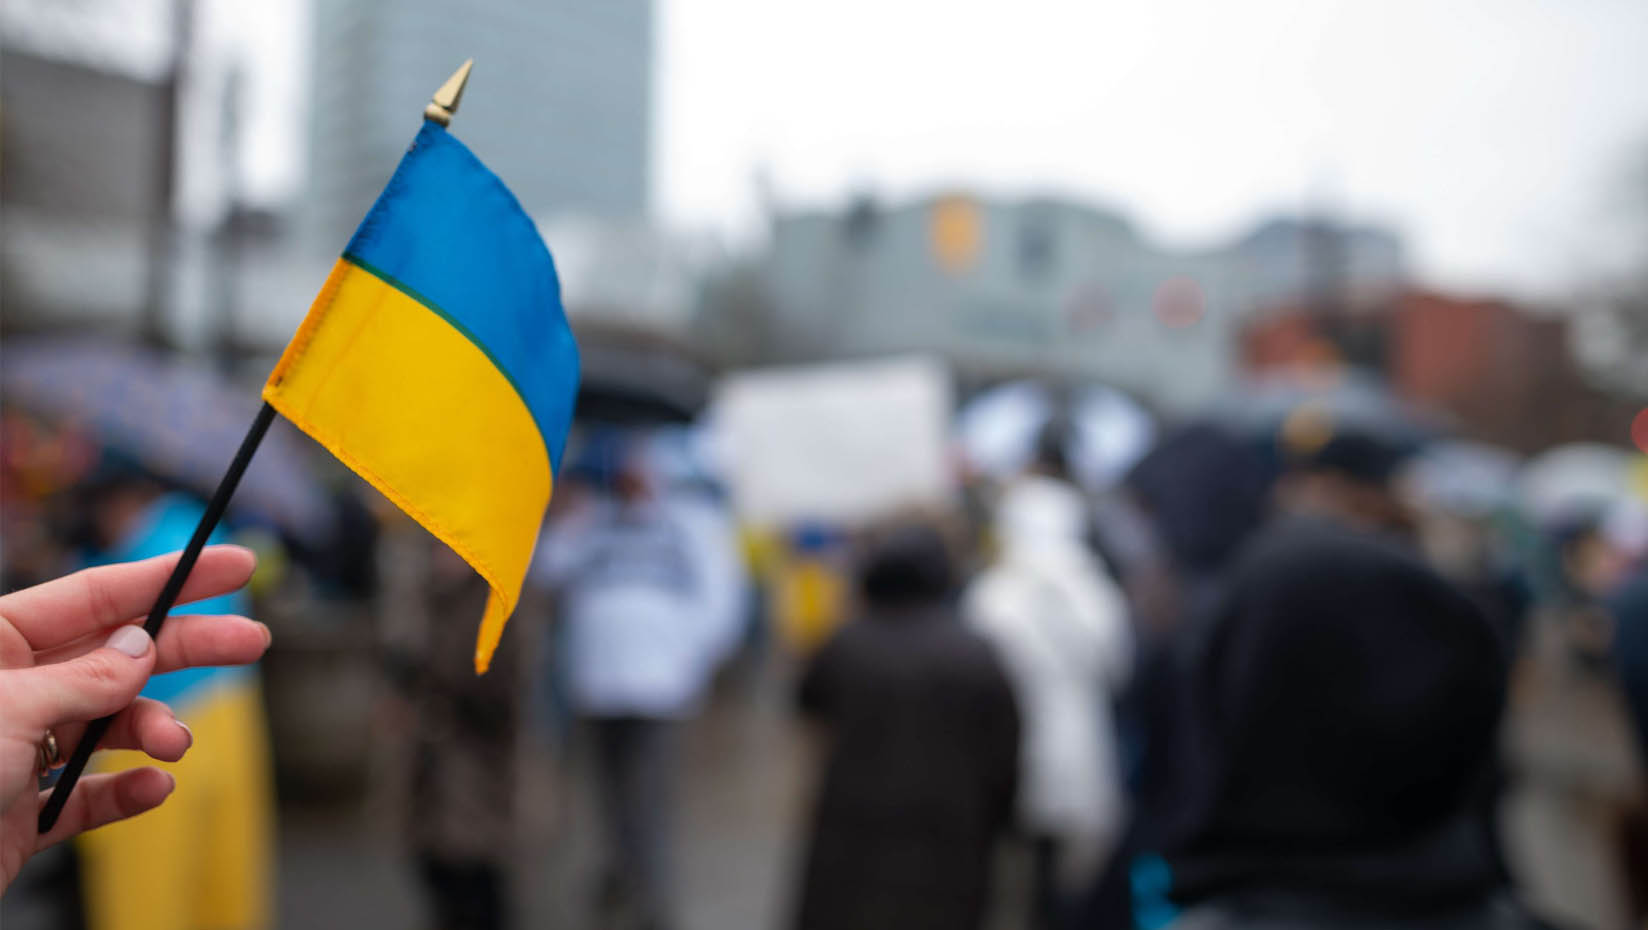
6, 385, 1648, 930
806, 416, 1648, 930
403, 405, 1648, 930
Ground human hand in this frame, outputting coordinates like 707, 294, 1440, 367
0, 546, 271, 892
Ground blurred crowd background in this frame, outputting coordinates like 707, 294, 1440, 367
4, 1, 1648, 929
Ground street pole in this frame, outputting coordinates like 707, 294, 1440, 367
139, 0, 193, 350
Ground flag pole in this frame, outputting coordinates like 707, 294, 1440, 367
37, 402, 277, 832
39, 59, 477, 835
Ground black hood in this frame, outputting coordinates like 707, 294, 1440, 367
857, 524, 956, 610
1166, 518, 1509, 910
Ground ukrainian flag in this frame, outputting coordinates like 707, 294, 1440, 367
264, 120, 579, 673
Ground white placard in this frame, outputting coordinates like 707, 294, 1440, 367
712, 356, 954, 526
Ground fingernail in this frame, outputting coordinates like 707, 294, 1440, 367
106, 625, 152, 658
176, 720, 193, 748
162, 772, 177, 795
257, 622, 272, 649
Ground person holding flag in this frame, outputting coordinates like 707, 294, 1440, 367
71, 465, 277, 930
34, 63, 583, 930
1, 547, 271, 893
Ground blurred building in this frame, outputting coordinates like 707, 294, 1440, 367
304, 0, 653, 250
3, 0, 657, 354
1243, 291, 1636, 452
538, 216, 719, 336
741, 194, 1404, 412
2, 0, 317, 354
1571, 284, 1648, 402
0, 0, 181, 336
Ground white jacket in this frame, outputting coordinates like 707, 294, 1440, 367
963, 475, 1133, 879
534, 491, 746, 718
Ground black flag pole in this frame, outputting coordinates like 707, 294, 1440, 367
38, 402, 277, 833
36, 58, 476, 837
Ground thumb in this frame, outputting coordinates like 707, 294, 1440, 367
13, 626, 156, 730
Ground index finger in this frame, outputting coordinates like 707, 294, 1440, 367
0, 546, 257, 651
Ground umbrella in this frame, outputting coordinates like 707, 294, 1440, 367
565, 423, 725, 493
954, 380, 1155, 491
1070, 385, 1158, 490
1, 339, 333, 544
955, 381, 1051, 479
1226, 367, 1443, 451
574, 339, 711, 426
1401, 440, 1522, 517
1518, 443, 1638, 526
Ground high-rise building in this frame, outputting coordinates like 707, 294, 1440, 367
305, 0, 653, 251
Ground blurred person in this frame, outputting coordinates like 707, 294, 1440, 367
377, 524, 526, 930
962, 422, 1133, 929
1614, 564, 1648, 780
1601, 501, 1648, 923
0, 410, 99, 593
1270, 427, 1417, 540
534, 432, 744, 930
773, 523, 851, 655
1546, 516, 1632, 669
0, 547, 272, 893
1157, 518, 1546, 930
1120, 422, 1273, 634
1487, 507, 1643, 928
1609, 565, 1648, 925
71, 465, 277, 930
1406, 507, 1533, 658
0, 413, 107, 927
793, 523, 1020, 930
1107, 422, 1274, 929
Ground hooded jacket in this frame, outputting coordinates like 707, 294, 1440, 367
1161, 519, 1547, 930
964, 475, 1134, 874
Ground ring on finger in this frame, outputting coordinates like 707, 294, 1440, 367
36, 730, 64, 778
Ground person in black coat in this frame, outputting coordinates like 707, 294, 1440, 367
1607, 566, 1648, 919
1609, 566, 1648, 771
793, 523, 1021, 930
1159, 518, 1550, 930
1082, 422, 1274, 929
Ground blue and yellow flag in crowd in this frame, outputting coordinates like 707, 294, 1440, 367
264, 119, 580, 673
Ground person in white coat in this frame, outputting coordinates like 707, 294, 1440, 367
534, 430, 746, 930
963, 423, 1134, 930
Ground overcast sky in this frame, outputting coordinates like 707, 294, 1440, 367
136, 0, 1648, 298
657, 0, 1648, 298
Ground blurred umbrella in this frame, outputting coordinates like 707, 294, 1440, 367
1070, 384, 1158, 489
954, 380, 1154, 491
1401, 440, 1521, 517
1220, 369, 1442, 445
575, 340, 710, 425
1518, 443, 1636, 526
1, 339, 333, 544
1125, 420, 1272, 574
956, 381, 1051, 478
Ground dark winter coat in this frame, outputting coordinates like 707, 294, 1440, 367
1159, 519, 1546, 928
794, 603, 1020, 930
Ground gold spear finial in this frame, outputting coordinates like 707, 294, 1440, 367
424, 59, 474, 126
